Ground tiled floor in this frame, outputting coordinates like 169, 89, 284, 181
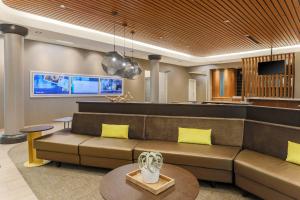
0, 123, 64, 200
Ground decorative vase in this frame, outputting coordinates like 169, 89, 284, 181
138, 152, 163, 184
141, 168, 160, 183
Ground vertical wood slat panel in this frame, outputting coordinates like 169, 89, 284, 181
284, 54, 287, 97
241, 59, 245, 100
292, 53, 295, 97
245, 59, 250, 97
287, 53, 292, 97
242, 53, 294, 98
254, 56, 258, 96
279, 54, 283, 97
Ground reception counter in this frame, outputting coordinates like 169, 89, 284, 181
246, 97, 300, 109
76, 101, 300, 127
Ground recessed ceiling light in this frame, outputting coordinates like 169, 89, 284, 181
244, 34, 261, 44
224, 20, 230, 23
59, 5, 66, 9
159, 36, 163, 39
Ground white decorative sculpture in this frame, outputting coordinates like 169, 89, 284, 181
138, 152, 163, 183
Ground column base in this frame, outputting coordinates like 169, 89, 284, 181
0, 133, 27, 144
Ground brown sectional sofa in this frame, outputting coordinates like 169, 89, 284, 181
34, 112, 244, 184
34, 111, 300, 200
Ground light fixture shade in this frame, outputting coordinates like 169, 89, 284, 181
102, 51, 124, 75
118, 58, 142, 79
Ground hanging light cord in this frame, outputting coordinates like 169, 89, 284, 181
111, 11, 118, 52
123, 24, 126, 57
113, 22, 116, 52
131, 31, 134, 62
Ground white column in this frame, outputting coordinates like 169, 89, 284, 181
148, 55, 161, 103
0, 24, 28, 144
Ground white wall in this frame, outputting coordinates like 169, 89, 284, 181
0, 37, 4, 129
0, 39, 191, 127
24, 40, 147, 125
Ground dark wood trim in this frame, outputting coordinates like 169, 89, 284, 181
77, 101, 300, 127
77, 101, 248, 119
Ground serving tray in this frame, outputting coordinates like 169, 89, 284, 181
126, 169, 175, 195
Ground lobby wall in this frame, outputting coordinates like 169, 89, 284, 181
160, 63, 190, 103
0, 40, 190, 126
0, 38, 4, 129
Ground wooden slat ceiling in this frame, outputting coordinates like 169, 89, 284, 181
3, 0, 300, 56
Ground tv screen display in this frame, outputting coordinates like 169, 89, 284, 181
33, 73, 70, 95
71, 76, 99, 94
100, 78, 123, 95
258, 60, 285, 75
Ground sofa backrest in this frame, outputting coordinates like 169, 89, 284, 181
145, 115, 244, 147
243, 120, 300, 160
71, 112, 146, 139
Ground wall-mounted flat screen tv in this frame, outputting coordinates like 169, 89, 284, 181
32, 72, 70, 96
258, 60, 285, 75
100, 78, 123, 95
71, 76, 99, 94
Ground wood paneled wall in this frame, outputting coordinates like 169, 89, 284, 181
242, 53, 295, 98
212, 68, 236, 101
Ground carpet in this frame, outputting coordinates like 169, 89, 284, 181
8, 143, 259, 200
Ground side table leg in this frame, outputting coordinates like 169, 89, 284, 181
24, 131, 50, 167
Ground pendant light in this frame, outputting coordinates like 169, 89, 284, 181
120, 23, 130, 68
119, 30, 142, 79
101, 12, 141, 79
102, 11, 123, 75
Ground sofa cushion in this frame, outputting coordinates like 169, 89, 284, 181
34, 129, 92, 154
134, 140, 240, 171
145, 115, 244, 146
235, 150, 300, 199
71, 112, 145, 139
79, 137, 139, 160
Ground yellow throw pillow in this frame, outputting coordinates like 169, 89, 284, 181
178, 127, 212, 145
286, 141, 300, 165
101, 124, 129, 139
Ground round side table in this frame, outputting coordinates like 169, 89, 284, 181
20, 125, 54, 168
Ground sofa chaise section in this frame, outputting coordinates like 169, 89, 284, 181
34, 129, 92, 164
235, 150, 300, 200
235, 120, 300, 200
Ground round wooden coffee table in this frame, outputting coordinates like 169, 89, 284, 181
100, 163, 199, 200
